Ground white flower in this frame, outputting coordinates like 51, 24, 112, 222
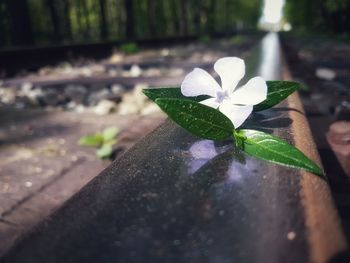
181, 57, 267, 128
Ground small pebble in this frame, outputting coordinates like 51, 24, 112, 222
35, 167, 43, 173
287, 231, 296, 240
25, 181, 33, 188
315, 68, 336, 80
0, 183, 10, 193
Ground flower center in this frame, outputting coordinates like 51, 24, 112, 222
215, 90, 229, 103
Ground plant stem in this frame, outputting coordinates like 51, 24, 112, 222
232, 129, 246, 150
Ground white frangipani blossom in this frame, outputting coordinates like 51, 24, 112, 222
181, 57, 267, 128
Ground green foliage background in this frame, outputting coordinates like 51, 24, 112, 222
0, 0, 261, 47
284, 0, 350, 34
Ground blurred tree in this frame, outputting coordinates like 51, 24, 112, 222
285, 0, 350, 34
46, 0, 62, 41
63, 0, 72, 40
124, 0, 135, 39
191, 0, 201, 34
0, 0, 264, 47
0, 1, 9, 45
320, 0, 350, 33
207, 0, 216, 34
170, 0, 181, 35
98, 0, 108, 39
155, 0, 167, 37
108, 0, 123, 39
5, 0, 33, 45
233, 0, 261, 32
147, 0, 157, 37
80, 0, 92, 38
179, 0, 189, 36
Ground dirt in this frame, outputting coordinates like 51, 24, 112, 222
0, 107, 165, 256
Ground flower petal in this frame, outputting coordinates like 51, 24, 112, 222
219, 101, 253, 128
214, 57, 245, 93
181, 68, 221, 97
200, 98, 220, 109
229, 76, 267, 105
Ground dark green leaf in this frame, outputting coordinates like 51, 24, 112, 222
96, 144, 113, 159
155, 98, 235, 140
78, 134, 103, 147
102, 127, 119, 142
239, 129, 324, 177
143, 87, 210, 103
254, 81, 300, 111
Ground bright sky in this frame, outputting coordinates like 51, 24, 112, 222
261, 0, 285, 24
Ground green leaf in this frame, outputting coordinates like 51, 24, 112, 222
143, 87, 210, 103
96, 144, 113, 159
104, 139, 117, 147
102, 127, 119, 142
254, 81, 300, 111
78, 134, 103, 147
155, 98, 235, 140
239, 129, 324, 177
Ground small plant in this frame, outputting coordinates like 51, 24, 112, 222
78, 127, 119, 159
143, 57, 325, 177
120, 42, 139, 54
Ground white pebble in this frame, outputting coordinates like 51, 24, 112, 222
25, 181, 33, 188
287, 231, 296, 240
315, 68, 336, 80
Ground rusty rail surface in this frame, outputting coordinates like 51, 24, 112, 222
1, 33, 347, 263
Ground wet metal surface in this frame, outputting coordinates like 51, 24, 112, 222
1, 33, 345, 263
2, 116, 308, 263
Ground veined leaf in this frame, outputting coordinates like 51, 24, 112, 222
96, 144, 113, 159
102, 127, 119, 142
239, 129, 325, 177
155, 98, 234, 140
254, 81, 300, 111
78, 134, 103, 147
143, 87, 210, 103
